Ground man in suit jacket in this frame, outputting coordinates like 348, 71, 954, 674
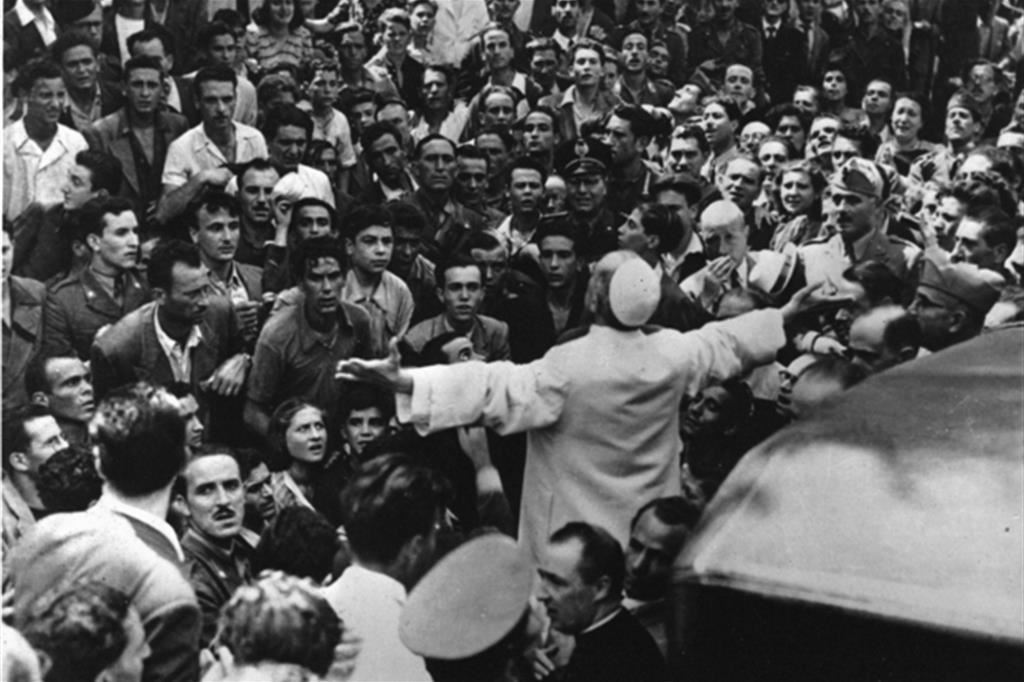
338, 251, 831, 562
8, 387, 201, 682
536, 522, 667, 681
795, 0, 832, 87
3, 0, 58, 66
90, 240, 250, 425
53, 33, 124, 133
85, 56, 190, 218
761, 0, 807, 105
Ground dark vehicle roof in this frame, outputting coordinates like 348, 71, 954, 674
675, 326, 1024, 644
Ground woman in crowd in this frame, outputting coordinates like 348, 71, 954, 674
875, 93, 937, 176
820, 68, 866, 128
246, 0, 315, 75
266, 399, 331, 519
679, 378, 761, 504
770, 160, 828, 250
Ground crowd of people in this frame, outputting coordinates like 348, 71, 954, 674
2, 0, 1023, 679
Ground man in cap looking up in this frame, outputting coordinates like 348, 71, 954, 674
339, 251, 846, 563
800, 157, 920, 288
908, 252, 1000, 351
557, 138, 620, 263
909, 94, 984, 187
400, 533, 539, 682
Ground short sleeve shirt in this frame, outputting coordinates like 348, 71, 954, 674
247, 298, 374, 415
161, 122, 268, 188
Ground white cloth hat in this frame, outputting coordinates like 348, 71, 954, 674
609, 258, 660, 327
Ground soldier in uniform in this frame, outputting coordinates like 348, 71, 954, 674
907, 94, 984, 188
800, 158, 920, 289
556, 137, 620, 264
42, 196, 148, 360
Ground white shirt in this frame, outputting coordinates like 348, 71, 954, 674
153, 311, 203, 382
410, 102, 471, 144
162, 121, 268, 187
433, 0, 491, 66
92, 491, 186, 562
3, 120, 88, 221
114, 14, 146, 64
308, 106, 357, 167
13, 0, 56, 46
321, 564, 431, 682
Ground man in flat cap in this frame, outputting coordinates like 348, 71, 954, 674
556, 138, 620, 263
908, 94, 984, 187
800, 157, 920, 288
401, 533, 540, 682
908, 252, 1000, 351
339, 251, 844, 564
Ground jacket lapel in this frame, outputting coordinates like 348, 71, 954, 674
111, 112, 141, 197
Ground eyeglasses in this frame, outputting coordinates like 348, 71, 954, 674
831, 150, 858, 162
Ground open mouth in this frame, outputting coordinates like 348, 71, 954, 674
213, 509, 237, 522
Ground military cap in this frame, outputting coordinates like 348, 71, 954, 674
400, 534, 533, 660
917, 253, 1000, 317
946, 93, 983, 123
53, 0, 98, 25
830, 157, 884, 198
554, 137, 612, 177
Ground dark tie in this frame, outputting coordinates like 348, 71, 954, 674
114, 274, 126, 306
766, 25, 777, 41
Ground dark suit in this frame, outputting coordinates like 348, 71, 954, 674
11, 203, 68, 284
43, 267, 149, 360
651, 271, 708, 333
84, 109, 190, 214
562, 608, 667, 682
832, 26, 907, 100
3, 7, 57, 65
801, 23, 832, 88
58, 81, 125, 132
98, 8, 154, 77
182, 529, 252, 647
90, 299, 245, 406
9, 510, 201, 682
2, 275, 45, 411
762, 22, 806, 106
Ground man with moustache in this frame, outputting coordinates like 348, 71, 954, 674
800, 158, 920, 287
43, 196, 148, 360
233, 159, 281, 268
175, 446, 252, 646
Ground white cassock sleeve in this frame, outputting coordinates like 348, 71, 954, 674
662, 308, 788, 398
395, 358, 570, 436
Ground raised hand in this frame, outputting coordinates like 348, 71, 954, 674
335, 337, 412, 394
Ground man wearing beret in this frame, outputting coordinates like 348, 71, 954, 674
556, 138, 620, 263
339, 251, 844, 564
908, 252, 1000, 351
908, 94, 983, 187
800, 157, 920, 288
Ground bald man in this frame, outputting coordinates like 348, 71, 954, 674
847, 305, 923, 373
339, 251, 842, 561
681, 200, 799, 313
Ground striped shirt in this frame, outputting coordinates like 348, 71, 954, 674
244, 25, 313, 72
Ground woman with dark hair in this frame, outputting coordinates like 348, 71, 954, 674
265, 398, 329, 519
874, 93, 937, 176
679, 378, 761, 504
410, 65, 469, 142
245, 0, 314, 74
820, 67, 867, 128
770, 159, 828, 249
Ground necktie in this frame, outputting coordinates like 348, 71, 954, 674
114, 274, 126, 306
766, 25, 776, 41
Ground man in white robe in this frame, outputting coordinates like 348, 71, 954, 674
339, 251, 840, 561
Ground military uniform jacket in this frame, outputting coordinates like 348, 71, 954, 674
42, 267, 149, 360
799, 228, 921, 288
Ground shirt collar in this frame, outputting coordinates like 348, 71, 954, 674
153, 308, 204, 353
94, 491, 185, 562
343, 563, 408, 601
582, 606, 623, 634
14, 0, 53, 28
